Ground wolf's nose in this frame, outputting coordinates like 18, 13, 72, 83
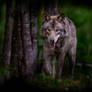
50, 39, 54, 44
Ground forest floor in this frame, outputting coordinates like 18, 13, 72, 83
0, 62, 92, 91
0, 65, 92, 91
27, 72, 92, 91
25, 63, 92, 91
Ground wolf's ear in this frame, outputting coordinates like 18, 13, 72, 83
43, 12, 50, 22
57, 13, 65, 23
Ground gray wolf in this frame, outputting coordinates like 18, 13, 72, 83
40, 12, 77, 80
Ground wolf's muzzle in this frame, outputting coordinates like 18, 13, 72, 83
50, 39, 56, 50
50, 39, 54, 45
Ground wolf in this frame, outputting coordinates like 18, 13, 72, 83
40, 12, 77, 80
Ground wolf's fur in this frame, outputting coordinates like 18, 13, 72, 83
40, 13, 77, 80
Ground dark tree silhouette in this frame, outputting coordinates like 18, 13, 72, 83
21, 0, 34, 78
10, 0, 23, 78
44, 0, 58, 15
15, 0, 23, 78
10, 0, 38, 79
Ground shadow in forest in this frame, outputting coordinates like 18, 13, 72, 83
0, 77, 92, 92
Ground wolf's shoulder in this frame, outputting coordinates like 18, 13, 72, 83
65, 17, 77, 37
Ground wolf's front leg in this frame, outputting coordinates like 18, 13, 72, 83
51, 57, 56, 78
41, 57, 52, 76
42, 56, 56, 78
56, 53, 65, 81
68, 46, 76, 79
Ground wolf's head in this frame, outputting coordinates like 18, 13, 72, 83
40, 12, 67, 50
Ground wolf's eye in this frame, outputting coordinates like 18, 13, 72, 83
46, 30, 50, 35
56, 29, 59, 32
46, 29, 50, 36
46, 29, 50, 33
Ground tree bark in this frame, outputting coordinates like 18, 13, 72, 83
2, 0, 38, 79
21, 0, 34, 78
10, 0, 20, 78
9, 0, 38, 79
13, 0, 23, 78
31, 14, 38, 74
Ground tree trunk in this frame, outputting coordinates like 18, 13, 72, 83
10, 0, 38, 79
12, 0, 23, 78
44, 0, 58, 15
2, 0, 13, 79
31, 15, 38, 74
21, 0, 34, 79
10, 0, 20, 78
2, 0, 38, 79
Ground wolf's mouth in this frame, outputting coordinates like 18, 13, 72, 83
50, 43, 56, 50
